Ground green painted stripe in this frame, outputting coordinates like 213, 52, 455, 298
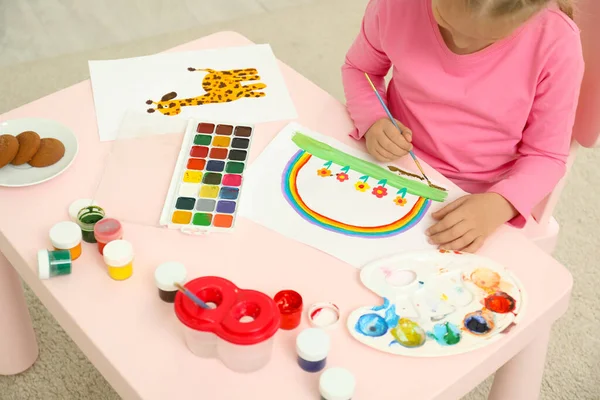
291, 131, 448, 202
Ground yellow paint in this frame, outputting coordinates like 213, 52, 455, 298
212, 136, 231, 147
107, 262, 133, 281
441, 293, 448, 301
183, 170, 203, 183
199, 185, 219, 198
172, 211, 192, 224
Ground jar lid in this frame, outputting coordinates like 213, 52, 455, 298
296, 328, 330, 362
68, 199, 95, 222
37, 250, 50, 280
174, 276, 281, 345
49, 221, 82, 249
308, 302, 340, 329
103, 240, 134, 267
94, 218, 123, 243
319, 367, 356, 400
155, 262, 187, 292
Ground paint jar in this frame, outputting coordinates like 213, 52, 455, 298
37, 249, 72, 279
49, 221, 83, 261
68, 198, 95, 222
274, 290, 303, 330
94, 218, 123, 255
154, 262, 187, 303
174, 276, 281, 373
76, 206, 105, 243
319, 367, 356, 400
103, 240, 134, 281
296, 328, 330, 373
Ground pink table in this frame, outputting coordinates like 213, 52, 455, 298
0, 32, 573, 400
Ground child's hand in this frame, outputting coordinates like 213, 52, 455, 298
426, 193, 518, 253
365, 118, 413, 162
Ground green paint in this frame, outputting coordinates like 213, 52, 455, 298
291, 132, 448, 202
194, 134, 212, 145
77, 206, 105, 243
193, 213, 212, 226
225, 161, 244, 174
48, 250, 72, 277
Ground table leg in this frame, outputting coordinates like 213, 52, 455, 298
0, 251, 39, 375
488, 329, 551, 400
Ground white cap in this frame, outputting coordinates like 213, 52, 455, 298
49, 221, 82, 249
68, 199, 95, 222
154, 262, 187, 291
296, 328, 330, 362
103, 240, 134, 267
319, 367, 356, 400
38, 250, 50, 280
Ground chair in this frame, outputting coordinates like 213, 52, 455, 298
525, 0, 600, 253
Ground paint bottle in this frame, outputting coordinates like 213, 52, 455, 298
274, 290, 303, 330
37, 249, 72, 279
154, 262, 187, 303
174, 276, 281, 373
319, 367, 356, 400
103, 240, 134, 281
76, 206, 105, 243
94, 218, 123, 255
49, 221, 83, 261
296, 328, 330, 373
68, 198, 95, 222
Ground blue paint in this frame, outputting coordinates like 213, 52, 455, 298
355, 314, 388, 337
297, 355, 326, 373
427, 322, 462, 346
216, 200, 236, 214
371, 297, 390, 311
384, 305, 399, 327
219, 187, 239, 200
206, 160, 225, 172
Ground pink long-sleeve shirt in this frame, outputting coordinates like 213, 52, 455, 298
342, 0, 584, 227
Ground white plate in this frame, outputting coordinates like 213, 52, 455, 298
347, 250, 526, 357
0, 118, 78, 187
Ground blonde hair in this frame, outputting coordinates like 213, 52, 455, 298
467, 0, 575, 20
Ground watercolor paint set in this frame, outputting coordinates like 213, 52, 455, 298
159, 119, 254, 233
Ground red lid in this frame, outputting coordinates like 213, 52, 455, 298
174, 277, 281, 345
94, 218, 123, 242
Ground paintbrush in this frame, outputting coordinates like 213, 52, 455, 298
174, 282, 211, 309
364, 73, 434, 187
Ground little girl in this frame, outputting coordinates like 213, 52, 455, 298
342, 0, 584, 252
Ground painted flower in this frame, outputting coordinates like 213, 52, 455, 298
393, 196, 407, 206
372, 185, 388, 198
439, 249, 450, 254
355, 181, 370, 192
317, 168, 332, 177
336, 172, 349, 182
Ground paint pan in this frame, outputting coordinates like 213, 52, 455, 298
159, 119, 255, 233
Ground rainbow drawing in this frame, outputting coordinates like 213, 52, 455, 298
282, 150, 432, 238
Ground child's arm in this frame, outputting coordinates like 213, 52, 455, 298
341, 0, 393, 139
427, 31, 584, 252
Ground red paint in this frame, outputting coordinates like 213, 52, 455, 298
197, 123, 215, 133
190, 146, 209, 158
222, 174, 242, 187
93, 218, 123, 255
484, 292, 516, 314
310, 308, 322, 319
174, 277, 280, 345
274, 290, 303, 330
187, 158, 206, 170
214, 214, 233, 228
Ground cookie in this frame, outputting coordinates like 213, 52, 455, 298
12, 131, 41, 165
29, 138, 65, 168
0, 134, 19, 168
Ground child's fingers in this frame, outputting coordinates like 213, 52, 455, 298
373, 143, 396, 161
428, 220, 470, 245
383, 124, 413, 152
378, 133, 409, 157
431, 196, 468, 220
392, 119, 413, 142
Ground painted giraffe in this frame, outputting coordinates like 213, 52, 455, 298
146, 68, 267, 116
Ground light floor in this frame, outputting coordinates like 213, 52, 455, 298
1, 0, 599, 399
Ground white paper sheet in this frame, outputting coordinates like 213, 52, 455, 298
239, 123, 464, 268
89, 44, 297, 142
